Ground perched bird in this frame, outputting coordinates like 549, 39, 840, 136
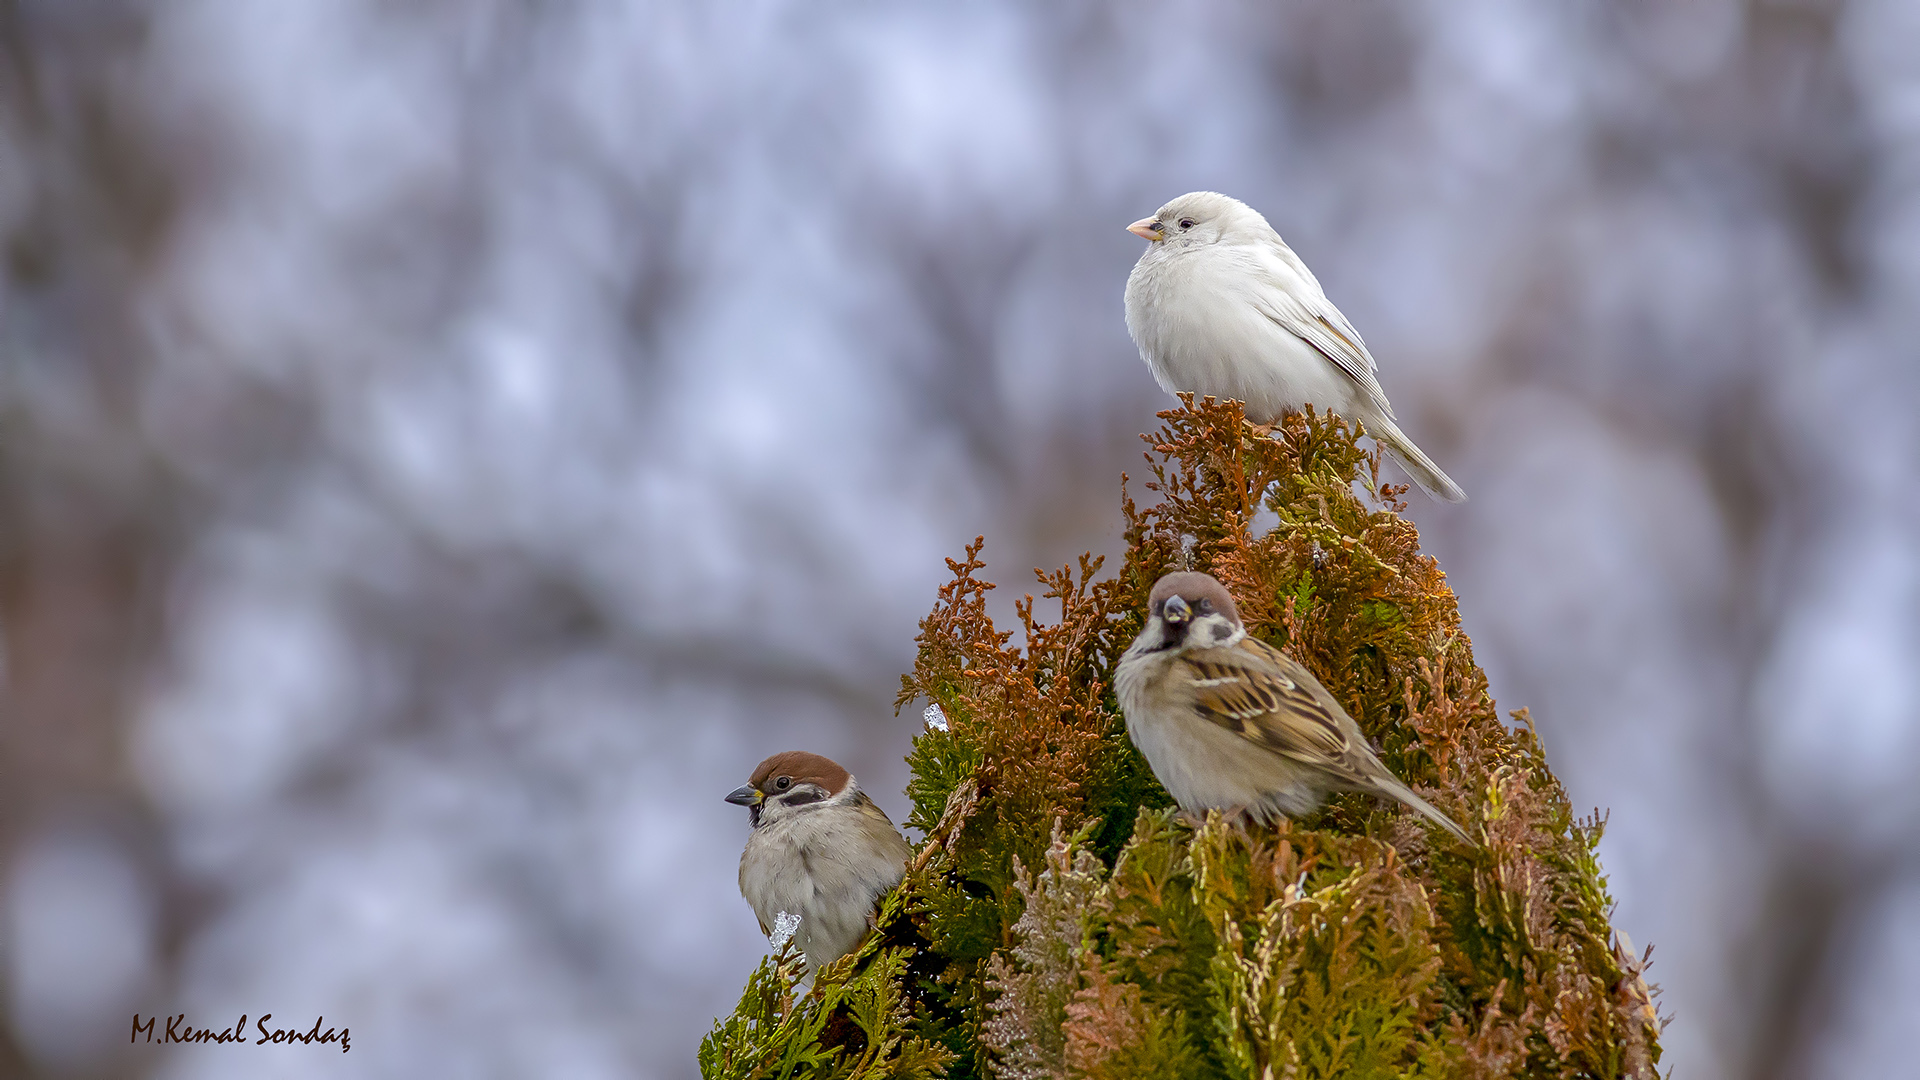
726, 751, 914, 971
1124, 191, 1467, 502
1115, 571, 1472, 843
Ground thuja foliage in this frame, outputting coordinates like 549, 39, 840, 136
702, 398, 1666, 1079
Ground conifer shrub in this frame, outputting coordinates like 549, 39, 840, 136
700, 397, 1665, 1079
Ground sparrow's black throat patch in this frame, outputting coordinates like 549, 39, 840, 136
1151, 621, 1189, 652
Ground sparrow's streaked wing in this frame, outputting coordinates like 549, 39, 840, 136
1177, 636, 1356, 765
1178, 637, 1471, 842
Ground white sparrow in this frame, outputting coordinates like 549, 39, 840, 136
1115, 571, 1472, 844
726, 751, 914, 971
1124, 191, 1467, 503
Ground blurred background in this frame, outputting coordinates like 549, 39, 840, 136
1, 0, 1916, 1076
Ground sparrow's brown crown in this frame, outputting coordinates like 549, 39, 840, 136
746, 751, 852, 796
1148, 571, 1241, 626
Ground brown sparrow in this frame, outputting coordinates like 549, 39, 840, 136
1124, 191, 1466, 502
725, 751, 914, 971
1115, 571, 1472, 843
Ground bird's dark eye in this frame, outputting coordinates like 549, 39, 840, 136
776, 776, 791, 790
1196, 598, 1212, 613
1179, 218, 1196, 229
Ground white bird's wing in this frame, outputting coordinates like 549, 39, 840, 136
1248, 241, 1395, 416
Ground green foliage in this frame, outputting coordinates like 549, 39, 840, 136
700, 892, 957, 1080
705, 398, 1665, 1079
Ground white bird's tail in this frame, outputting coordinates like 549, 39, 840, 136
1368, 415, 1467, 503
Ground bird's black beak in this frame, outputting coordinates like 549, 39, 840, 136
1161, 595, 1191, 625
725, 784, 763, 807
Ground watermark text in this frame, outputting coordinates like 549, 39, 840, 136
132, 1013, 349, 1053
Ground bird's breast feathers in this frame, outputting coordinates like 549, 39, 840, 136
738, 795, 910, 967
743, 799, 893, 888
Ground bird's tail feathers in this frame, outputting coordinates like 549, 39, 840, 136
1367, 416, 1467, 503
1369, 774, 1475, 846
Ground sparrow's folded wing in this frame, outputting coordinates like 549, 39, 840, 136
850, 794, 914, 865
1186, 635, 1475, 842
1178, 638, 1356, 768
1248, 260, 1394, 416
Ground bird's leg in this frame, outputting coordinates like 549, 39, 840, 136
1230, 807, 1257, 841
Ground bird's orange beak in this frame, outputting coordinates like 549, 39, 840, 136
1128, 218, 1163, 241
